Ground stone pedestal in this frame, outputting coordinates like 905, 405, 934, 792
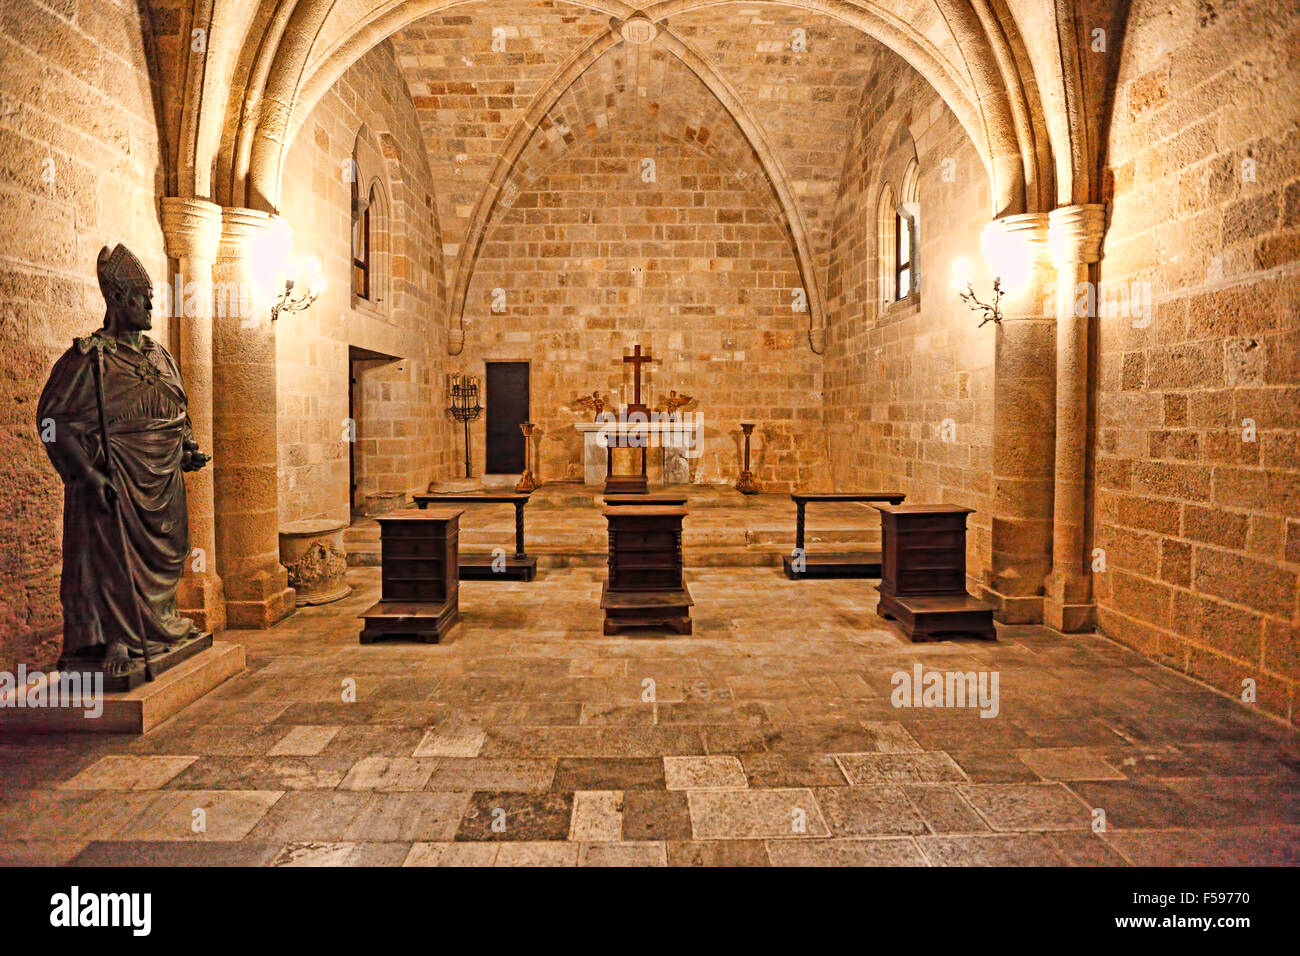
279, 520, 351, 606
0, 642, 246, 734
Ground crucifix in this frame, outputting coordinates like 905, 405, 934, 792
623, 344, 654, 416
606, 343, 654, 494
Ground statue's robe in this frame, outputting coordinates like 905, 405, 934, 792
37, 331, 197, 657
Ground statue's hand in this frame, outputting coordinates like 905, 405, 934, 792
181, 442, 210, 473
84, 469, 116, 511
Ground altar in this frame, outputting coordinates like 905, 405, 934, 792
575, 417, 702, 486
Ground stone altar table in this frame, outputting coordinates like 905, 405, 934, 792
575, 416, 702, 486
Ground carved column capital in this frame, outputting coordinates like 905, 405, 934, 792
1048, 203, 1107, 266
161, 197, 222, 263
218, 206, 276, 256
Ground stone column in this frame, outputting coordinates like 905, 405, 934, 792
211, 207, 296, 628
980, 213, 1055, 624
160, 197, 226, 634
1044, 204, 1107, 632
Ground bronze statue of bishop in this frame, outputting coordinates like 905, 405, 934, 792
37, 244, 210, 680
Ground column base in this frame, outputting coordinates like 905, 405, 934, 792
226, 587, 297, 629
177, 570, 227, 634
1043, 569, 1096, 632
980, 588, 1043, 624
980, 568, 1045, 624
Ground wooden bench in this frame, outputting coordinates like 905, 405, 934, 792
412, 491, 537, 581
782, 492, 906, 579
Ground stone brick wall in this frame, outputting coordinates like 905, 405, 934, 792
277, 41, 451, 525
0, 0, 169, 670
460, 119, 827, 491
1093, 0, 1300, 721
823, 55, 995, 582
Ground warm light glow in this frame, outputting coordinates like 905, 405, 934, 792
979, 224, 1033, 294
950, 257, 973, 291
249, 217, 294, 303
294, 255, 326, 298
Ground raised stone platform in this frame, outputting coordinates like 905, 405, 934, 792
346, 482, 884, 570
0, 641, 246, 734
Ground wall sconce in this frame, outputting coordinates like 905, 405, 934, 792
951, 257, 1002, 327
271, 256, 324, 321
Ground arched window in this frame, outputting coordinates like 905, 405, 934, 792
877, 184, 898, 305
898, 158, 920, 299
350, 126, 392, 314
877, 163, 920, 309
351, 180, 371, 300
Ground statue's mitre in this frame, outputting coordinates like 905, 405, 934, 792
96, 243, 151, 297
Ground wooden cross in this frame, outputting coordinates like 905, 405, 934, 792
623, 343, 654, 412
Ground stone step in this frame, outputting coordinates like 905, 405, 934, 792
341, 483, 888, 569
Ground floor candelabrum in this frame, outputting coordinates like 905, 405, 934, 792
448, 374, 483, 478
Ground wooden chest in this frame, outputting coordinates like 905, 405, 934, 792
361, 508, 462, 643
872, 504, 995, 642
601, 505, 692, 635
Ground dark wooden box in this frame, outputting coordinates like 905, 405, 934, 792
872, 503, 995, 642
601, 505, 691, 634
361, 508, 462, 643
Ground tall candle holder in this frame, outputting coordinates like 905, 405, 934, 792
516, 422, 538, 492
735, 422, 761, 495
448, 373, 482, 478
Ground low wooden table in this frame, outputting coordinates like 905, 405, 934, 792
360, 508, 461, 644
781, 492, 906, 579
872, 503, 995, 642
601, 505, 692, 635
412, 491, 536, 581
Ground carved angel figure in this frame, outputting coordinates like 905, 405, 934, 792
661, 390, 693, 418
577, 391, 605, 419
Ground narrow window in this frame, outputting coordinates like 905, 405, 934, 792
896, 211, 912, 300
352, 191, 371, 300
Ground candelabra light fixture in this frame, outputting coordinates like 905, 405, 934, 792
951, 257, 1003, 327
271, 256, 325, 321
448, 373, 483, 478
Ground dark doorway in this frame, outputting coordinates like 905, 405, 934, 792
348, 345, 401, 513
485, 361, 529, 474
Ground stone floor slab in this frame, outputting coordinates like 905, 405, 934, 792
663, 755, 748, 790
569, 790, 624, 841
59, 755, 197, 791
687, 788, 829, 840
765, 837, 925, 866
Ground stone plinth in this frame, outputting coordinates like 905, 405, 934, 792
279, 520, 352, 606
0, 642, 246, 734
575, 417, 702, 486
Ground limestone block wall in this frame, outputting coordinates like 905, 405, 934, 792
276, 41, 451, 526
0, 0, 169, 671
822, 57, 995, 585
1093, 0, 1300, 721
461, 126, 828, 491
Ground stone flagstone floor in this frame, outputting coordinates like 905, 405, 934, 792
1, 566, 1296, 866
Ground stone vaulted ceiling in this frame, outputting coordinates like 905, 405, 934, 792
384, 1, 904, 306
